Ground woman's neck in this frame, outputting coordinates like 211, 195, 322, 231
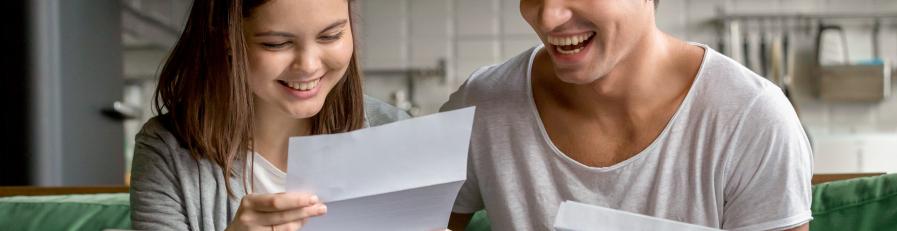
252, 101, 311, 172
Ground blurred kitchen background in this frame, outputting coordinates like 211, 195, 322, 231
3, 0, 897, 186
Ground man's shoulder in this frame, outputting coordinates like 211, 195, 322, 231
364, 95, 411, 127
690, 48, 787, 111
462, 46, 537, 92
441, 46, 539, 111
686, 48, 800, 132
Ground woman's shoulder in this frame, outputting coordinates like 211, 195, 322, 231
133, 115, 198, 167
136, 115, 180, 150
363, 95, 411, 127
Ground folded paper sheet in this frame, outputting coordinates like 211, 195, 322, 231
286, 107, 475, 231
554, 201, 723, 231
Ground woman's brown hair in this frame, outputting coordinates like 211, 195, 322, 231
154, 0, 364, 196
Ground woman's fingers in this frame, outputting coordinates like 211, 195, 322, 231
272, 220, 305, 231
256, 203, 328, 225
244, 192, 321, 212
231, 192, 326, 230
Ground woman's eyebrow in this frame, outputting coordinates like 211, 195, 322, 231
252, 20, 347, 37
253, 31, 295, 38
321, 19, 349, 33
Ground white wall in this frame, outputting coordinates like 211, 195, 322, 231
357, 0, 541, 115
357, 0, 897, 173
119, 0, 897, 174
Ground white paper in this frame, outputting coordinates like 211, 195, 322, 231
286, 107, 475, 231
554, 201, 723, 231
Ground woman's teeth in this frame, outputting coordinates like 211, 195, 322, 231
548, 32, 595, 55
284, 79, 319, 91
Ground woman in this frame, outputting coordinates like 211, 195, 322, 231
130, 0, 408, 230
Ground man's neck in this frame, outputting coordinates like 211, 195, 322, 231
252, 101, 311, 172
529, 28, 704, 167
534, 29, 700, 122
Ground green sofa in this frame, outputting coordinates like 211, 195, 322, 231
0, 174, 894, 231
466, 174, 897, 231
0, 193, 130, 230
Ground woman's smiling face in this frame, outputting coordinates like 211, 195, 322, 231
244, 0, 354, 119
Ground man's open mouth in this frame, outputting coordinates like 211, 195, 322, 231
547, 32, 595, 55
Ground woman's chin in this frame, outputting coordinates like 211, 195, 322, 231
285, 107, 323, 119
275, 99, 322, 118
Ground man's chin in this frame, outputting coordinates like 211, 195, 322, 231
555, 72, 601, 85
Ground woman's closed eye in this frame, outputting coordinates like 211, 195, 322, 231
261, 41, 292, 49
319, 31, 344, 42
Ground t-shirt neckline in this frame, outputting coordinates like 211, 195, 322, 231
524, 42, 713, 172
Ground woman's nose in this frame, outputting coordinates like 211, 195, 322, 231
291, 48, 323, 77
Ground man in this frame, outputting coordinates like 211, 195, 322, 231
441, 0, 813, 230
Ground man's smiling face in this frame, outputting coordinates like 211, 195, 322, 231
520, 0, 656, 84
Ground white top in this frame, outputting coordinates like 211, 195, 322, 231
441, 44, 813, 231
249, 152, 286, 194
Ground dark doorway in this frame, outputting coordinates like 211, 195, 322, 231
0, 0, 31, 185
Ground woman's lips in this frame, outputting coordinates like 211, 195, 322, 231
278, 79, 320, 91
277, 78, 322, 99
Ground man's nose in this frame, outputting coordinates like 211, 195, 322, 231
538, 0, 573, 33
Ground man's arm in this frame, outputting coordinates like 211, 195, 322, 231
721, 86, 814, 230
784, 223, 809, 231
447, 213, 473, 231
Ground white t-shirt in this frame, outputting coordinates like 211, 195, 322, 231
441, 44, 813, 231
248, 152, 286, 194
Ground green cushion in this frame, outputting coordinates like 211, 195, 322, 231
465, 174, 897, 231
810, 173, 897, 231
0, 174, 893, 231
0, 193, 131, 231
466, 210, 490, 231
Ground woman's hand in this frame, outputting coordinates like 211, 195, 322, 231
226, 192, 327, 231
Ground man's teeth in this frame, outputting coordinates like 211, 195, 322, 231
547, 32, 594, 46
556, 47, 583, 55
547, 32, 594, 55
285, 79, 319, 91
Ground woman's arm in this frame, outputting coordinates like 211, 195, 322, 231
130, 130, 191, 230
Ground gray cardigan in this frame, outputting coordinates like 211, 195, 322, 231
130, 97, 410, 230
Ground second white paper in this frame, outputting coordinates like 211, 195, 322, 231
286, 107, 475, 231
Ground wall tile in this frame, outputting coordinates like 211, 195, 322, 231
813, 135, 862, 173
656, 0, 689, 39
456, 0, 499, 36
727, 0, 780, 13
360, 0, 408, 69
820, 0, 875, 13
410, 36, 451, 67
875, 85, 897, 132
500, 0, 532, 35
776, 0, 822, 12
410, 0, 451, 37
828, 103, 879, 133
685, 0, 723, 44
501, 38, 540, 61
457, 39, 499, 61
